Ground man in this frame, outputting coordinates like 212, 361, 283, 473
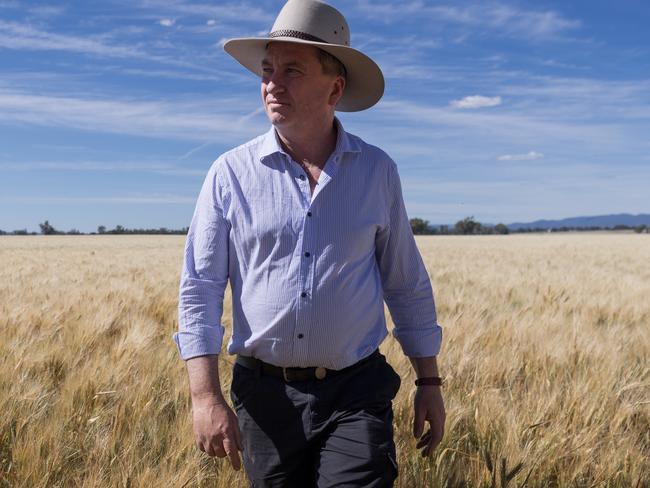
173, 1, 445, 486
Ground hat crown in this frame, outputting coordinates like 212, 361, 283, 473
271, 0, 350, 47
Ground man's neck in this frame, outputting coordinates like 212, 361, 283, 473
275, 118, 338, 169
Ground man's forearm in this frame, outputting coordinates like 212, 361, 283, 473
409, 355, 439, 378
185, 355, 225, 404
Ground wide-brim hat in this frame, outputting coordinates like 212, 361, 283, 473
223, 0, 384, 112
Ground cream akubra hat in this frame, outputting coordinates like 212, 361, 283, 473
223, 0, 385, 112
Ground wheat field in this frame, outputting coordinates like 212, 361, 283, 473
1, 234, 648, 487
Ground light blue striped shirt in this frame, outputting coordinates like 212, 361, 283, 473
173, 118, 442, 369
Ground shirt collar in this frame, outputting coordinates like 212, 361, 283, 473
259, 116, 361, 163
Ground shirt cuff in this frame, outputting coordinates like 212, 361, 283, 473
172, 325, 225, 361
393, 322, 443, 357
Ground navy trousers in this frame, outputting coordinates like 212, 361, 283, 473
230, 350, 401, 487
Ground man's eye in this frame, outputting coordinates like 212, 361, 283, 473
262, 68, 273, 74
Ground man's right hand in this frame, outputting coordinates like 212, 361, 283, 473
192, 396, 244, 470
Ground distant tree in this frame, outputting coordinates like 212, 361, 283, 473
67, 229, 82, 235
494, 223, 509, 235
455, 216, 481, 235
97, 225, 106, 234
634, 224, 647, 234
439, 225, 449, 235
12, 229, 28, 235
0, 229, 5, 235
410, 218, 430, 235
39, 220, 57, 235
114, 225, 125, 234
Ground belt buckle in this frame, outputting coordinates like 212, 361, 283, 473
282, 367, 291, 382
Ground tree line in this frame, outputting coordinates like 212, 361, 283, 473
410, 216, 509, 235
409, 216, 649, 235
0, 221, 189, 236
0, 218, 648, 236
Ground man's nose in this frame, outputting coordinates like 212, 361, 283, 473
265, 73, 284, 94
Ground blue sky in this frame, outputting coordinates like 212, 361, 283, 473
1, 0, 649, 232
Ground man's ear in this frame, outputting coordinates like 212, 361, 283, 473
329, 76, 346, 107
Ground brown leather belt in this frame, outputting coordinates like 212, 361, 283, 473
235, 349, 379, 382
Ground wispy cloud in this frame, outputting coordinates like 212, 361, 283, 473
497, 151, 544, 161
0, 194, 196, 204
26, 5, 66, 17
158, 18, 176, 27
373, 98, 622, 148
432, 4, 581, 39
451, 95, 502, 109
0, 160, 205, 176
0, 20, 142, 57
353, 1, 581, 41
0, 87, 267, 142
136, 0, 273, 24
0, 20, 223, 73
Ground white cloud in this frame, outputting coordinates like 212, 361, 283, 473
364, 98, 626, 159
206, 19, 216, 26
159, 18, 175, 27
451, 95, 502, 109
497, 151, 545, 161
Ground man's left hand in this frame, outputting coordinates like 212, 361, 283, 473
413, 385, 445, 457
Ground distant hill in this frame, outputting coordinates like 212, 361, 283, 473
508, 213, 650, 230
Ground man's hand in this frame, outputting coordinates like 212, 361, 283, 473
413, 385, 445, 457
409, 355, 446, 457
192, 396, 243, 470
185, 355, 243, 469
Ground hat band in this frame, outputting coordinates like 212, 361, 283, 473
269, 29, 328, 44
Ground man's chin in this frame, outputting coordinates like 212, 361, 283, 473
267, 113, 292, 127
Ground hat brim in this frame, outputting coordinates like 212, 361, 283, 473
223, 37, 384, 112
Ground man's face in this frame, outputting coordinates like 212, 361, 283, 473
260, 42, 343, 130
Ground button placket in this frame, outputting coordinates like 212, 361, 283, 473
294, 198, 316, 363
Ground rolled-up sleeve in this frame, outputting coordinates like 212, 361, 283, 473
375, 161, 443, 358
173, 161, 230, 360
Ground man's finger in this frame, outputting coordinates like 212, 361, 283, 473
432, 428, 443, 448
413, 404, 426, 438
204, 443, 217, 457
423, 426, 443, 457
211, 442, 227, 458
223, 438, 242, 470
234, 422, 244, 452
416, 430, 431, 449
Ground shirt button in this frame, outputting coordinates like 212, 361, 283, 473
304, 251, 310, 258
299, 174, 306, 180
307, 211, 312, 217
301, 292, 307, 298
297, 333, 304, 339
